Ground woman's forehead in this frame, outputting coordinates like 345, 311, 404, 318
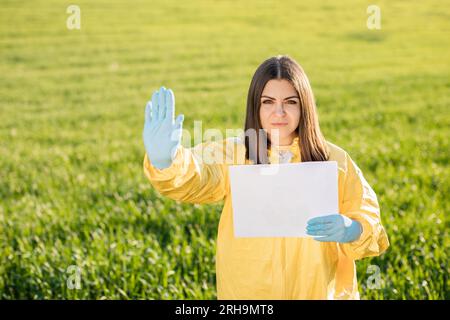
261, 79, 298, 98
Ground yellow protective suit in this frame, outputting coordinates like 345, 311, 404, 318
143, 136, 390, 299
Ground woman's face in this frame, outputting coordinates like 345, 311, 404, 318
259, 79, 300, 146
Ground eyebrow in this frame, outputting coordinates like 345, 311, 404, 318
261, 95, 299, 100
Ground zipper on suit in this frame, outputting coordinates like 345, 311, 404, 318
282, 237, 287, 299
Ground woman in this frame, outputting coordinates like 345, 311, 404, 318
142, 55, 389, 299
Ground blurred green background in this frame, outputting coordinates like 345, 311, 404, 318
0, 0, 448, 299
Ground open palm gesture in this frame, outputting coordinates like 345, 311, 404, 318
143, 86, 184, 169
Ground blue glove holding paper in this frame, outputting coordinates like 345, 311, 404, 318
306, 214, 363, 243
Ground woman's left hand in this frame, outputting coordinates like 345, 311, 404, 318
306, 214, 363, 243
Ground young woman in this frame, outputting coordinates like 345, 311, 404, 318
142, 55, 389, 299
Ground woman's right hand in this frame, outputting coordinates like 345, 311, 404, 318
143, 86, 184, 169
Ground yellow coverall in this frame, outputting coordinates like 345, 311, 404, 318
143, 136, 390, 299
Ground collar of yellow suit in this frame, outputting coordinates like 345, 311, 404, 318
268, 136, 301, 163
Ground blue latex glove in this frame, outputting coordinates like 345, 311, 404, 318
306, 214, 363, 243
143, 86, 184, 169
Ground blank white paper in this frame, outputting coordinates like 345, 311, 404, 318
229, 161, 338, 238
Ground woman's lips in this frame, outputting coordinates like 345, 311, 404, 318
271, 123, 288, 126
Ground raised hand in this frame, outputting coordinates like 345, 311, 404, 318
143, 86, 184, 169
306, 214, 363, 243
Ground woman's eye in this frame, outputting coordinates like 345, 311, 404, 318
286, 100, 297, 104
262, 100, 273, 104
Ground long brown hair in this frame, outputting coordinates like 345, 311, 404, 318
244, 55, 330, 164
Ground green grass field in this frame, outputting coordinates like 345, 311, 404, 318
0, 0, 448, 299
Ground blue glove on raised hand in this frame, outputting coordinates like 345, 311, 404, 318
143, 86, 184, 170
306, 214, 363, 243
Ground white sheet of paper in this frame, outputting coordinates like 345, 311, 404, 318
229, 161, 338, 238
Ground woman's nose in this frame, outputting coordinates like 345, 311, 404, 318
274, 103, 286, 116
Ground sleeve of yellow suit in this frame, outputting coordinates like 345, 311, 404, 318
143, 140, 230, 204
339, 153, 390, 260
